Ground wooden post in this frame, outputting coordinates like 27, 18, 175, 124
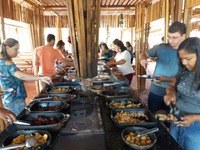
170, 0, 175, 22
67, 0, 80, 76
56, 16, 62, 40
66, 0, 100, 78
184, 9, 192, 37
164, 0, 170, 43
135, 3, 146, 90
174, 0, 183, 22
0, 0, 5, 41
0, 97, 5, 132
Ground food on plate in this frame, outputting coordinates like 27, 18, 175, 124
108, 100, 142, 109
52, 96, 64, 100
114, 111, 149, 124
124, 131, 153, 146
155, 114, 178, 121
50, 88, 71, 92
10, 133, 48, 150
166, 114, 178, 121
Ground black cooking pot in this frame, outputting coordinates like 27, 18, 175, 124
2, 130, 51, 150
98, 88, 133, 99
15, 113, 70, 131
26, 101, 70, 113
32, 93, 76, 102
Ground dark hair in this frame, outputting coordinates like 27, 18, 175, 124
126, 41, 132, 47
1, 38, 18, 61
56, 40, 65, 49
47, 34, 55, 42
176, 37, 200, 90
100, 43, 109, 50
113, 40, 126, 52
161, 36, 164, 41
113, 38, 120, 43
168, 21, 186, 35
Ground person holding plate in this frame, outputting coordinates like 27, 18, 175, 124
164, 37, 200, 150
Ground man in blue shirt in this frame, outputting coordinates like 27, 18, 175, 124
139, 22, 186, 113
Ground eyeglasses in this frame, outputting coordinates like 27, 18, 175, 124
167, 36, 181, 40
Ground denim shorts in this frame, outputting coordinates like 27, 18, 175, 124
4, 99, 26, 116
170, 122, 200, 150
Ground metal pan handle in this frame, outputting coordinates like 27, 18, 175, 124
63, 114, 70, 122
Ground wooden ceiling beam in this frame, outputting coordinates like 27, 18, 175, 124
102, 0, 107, 5
118, 0, 125, 5
114, 0, 120, 5
123, 0, 131, 5
110, 0, 116, 6
106, 0, 111, 6
43, 6, 67, 9
100, 5, 134, 8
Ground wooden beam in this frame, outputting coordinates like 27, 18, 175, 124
51, 11, 59, 16
74, 0, 87, 77
101, 5, 135, 8
184, 8, 192, 38
174, 0, 183, 21
43, 6, 67, 10
164, 0, 169, 43
0, 0, 5, 40
66, 0, 80, 76
86, 0, 92, 76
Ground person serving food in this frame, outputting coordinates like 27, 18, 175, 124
0, 38, 52, 115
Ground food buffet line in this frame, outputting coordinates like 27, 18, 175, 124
0, 59, 182, 150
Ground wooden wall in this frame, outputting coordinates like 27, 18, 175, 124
100, 15, 135, 27
0, 0, 44, 47
43, 16, 68, 28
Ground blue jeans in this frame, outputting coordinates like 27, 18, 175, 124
170, 122, 200, 150
148, 92, 169, 113
4, 99, 26, 116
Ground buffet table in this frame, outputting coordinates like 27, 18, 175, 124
0, 66, 182, 150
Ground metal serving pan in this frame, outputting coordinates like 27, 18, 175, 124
15, 113, 70, 131
32, 93, 76, 102
98, 88, 132, 99
26, 101, 70, 113
2, 130, 51, 150
42, 82, 82, 93
121, 126, 157, 150
106, 97, 144, 110
111, 109, 157, 129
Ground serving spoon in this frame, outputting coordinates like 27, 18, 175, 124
0, 136, 38, 150
136, 127, 159, 138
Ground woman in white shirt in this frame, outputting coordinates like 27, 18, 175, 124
107, 39, 134, 84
